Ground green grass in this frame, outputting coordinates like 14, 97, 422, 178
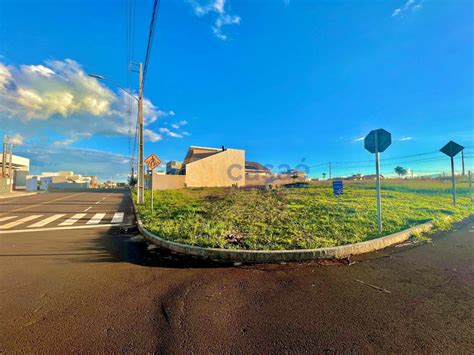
136, 179, 473, 250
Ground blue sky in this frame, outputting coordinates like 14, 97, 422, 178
0, 0, 472, 180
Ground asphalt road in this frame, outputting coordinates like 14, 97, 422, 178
0, 192, 472, 353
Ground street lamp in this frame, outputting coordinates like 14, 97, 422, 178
87, 64, 145, 204
87, 74, 139, 102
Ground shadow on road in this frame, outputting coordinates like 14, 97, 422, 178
91, 231, 229, 268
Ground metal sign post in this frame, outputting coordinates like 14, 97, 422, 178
144, 153, 162, 213
469, 170, 472, 203
150, 168, 154, 212
375, 148, 382, 233
364, 128, 392, 234
440, 141, 464, 207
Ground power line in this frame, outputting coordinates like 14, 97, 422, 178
141, 0, 160, 93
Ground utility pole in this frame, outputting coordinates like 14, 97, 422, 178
328, 162, 332, 180
137, 63, 144, 204
461, 149, 465, 176
2, 135, 7, 177
8, 140, 13, 192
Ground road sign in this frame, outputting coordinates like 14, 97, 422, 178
364, 128, 392, 234
364, 129, 392, 154
144, 153, 161, 170
332, 180, 343, 196
440, 141, 464, 158
440, 141, 464, 206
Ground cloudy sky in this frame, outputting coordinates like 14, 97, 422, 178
0, 0, 472, 179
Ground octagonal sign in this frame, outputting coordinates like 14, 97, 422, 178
364, 129, 392, 154
440, 141, 464, 158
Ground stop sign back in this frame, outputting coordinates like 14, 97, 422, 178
364, 129, 392, 154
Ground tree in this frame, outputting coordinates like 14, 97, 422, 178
322, 172, 327, 180
394, 166, 408, 177
128, 175, 137, 187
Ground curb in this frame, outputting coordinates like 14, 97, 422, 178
132, 193, 436, 262
0, 192, 38, 200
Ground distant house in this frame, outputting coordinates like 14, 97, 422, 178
245, 161, 271, 176
148, 146, 245, 190
166, 161, 183, 175
361, 174, 385, 180
148, 145, 307, 190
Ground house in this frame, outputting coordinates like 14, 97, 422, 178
149, 146, 246, 190
361, 174, 385, 180
245, 161, 271, 175
148, 145, 307, 190
166, 161, 182, 175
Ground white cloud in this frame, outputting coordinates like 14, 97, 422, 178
144, 129, 162, 142
0, 63, 12, 91
397, 136, 413, 141
354, 136, 365, 142
0, 59, 183, 145
22, 64, 55, 77
159, 127, 183, 138
392, 0, 422, 17
189, 0, 241, 40
171, 119, 188, 129
10, 134, 24, 145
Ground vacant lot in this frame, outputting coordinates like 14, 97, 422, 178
137, 179, 472, 250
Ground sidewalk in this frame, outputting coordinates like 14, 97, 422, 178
0, 191, 39, 200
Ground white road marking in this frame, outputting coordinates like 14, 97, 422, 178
84, 206, 92, 212
0, 224, 116, 235
28, 214, 66, 228
0, 216, 17, 222
111, 212, 124, 224
86, 213, 106, 225
95, 200, 101, 205
0, 215, 43, 229
59, 213, 86, 226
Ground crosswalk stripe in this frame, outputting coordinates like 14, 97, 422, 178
28, 214, 66, 228
111, 212, 124, 224
59, 213, 86, 226
86, 213, 106, 225
0, 216, 17, 222
0, 215, 43, 229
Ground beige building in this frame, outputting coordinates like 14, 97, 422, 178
147, 145, 306, 190
148, 146, 246, 190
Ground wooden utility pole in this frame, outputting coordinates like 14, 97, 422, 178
137, 63, 144, 204
2, 135, 6, 177
8, 140, 13, 192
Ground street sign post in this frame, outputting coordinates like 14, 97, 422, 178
332, 180, 343, 196
364, 128, 392, 234
440, 141, 464, 206
144, 153, 161, 211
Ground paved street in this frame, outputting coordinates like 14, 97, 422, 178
0, 192, 473, 353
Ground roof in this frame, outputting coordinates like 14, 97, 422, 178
183, 146, 223, 165
245, 161, 271, 173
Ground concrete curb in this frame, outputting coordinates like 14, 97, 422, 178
0, 192, 38, 200
132, 193, 436, 262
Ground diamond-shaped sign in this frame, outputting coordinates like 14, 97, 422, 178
440, 141, 464, 158
364, 129, 392, 154
144, 153, 161, 170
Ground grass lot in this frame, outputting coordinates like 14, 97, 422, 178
136, 179, 473, 250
